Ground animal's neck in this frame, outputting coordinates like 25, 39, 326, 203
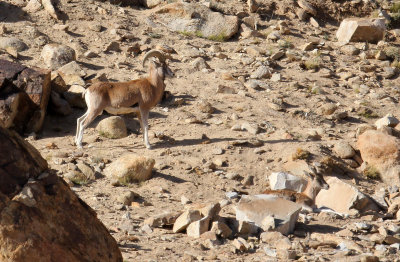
149, 72, 165, 90
302, 179, 319, 202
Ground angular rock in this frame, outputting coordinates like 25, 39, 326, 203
51, 72, 68, 93
268, 172, 307, 192
336, 18, 385, 44
41, 44, 76, 70
0, 59, 51, 134
104, 154, 155, 183
235, 195, 302, 236
211, 220, 232, 238
173, 210, 202, 233
316, 177, 380, 214
187, 217, 210, 238
0, 126, 122, 261
154, 2, 239, 41
97, 116, 128, 139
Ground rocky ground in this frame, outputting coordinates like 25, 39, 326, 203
2, 0, 400, 261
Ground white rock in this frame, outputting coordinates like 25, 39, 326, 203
269, 172, 307, 192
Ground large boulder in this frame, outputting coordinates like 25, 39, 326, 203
0, 59, 51, 134
153, 2, 239, 41
336, 18, 385, 44
357, 130, 400, 185
316, 177, 380, 214
0, 126, 122, 261
235, 195, 302, 236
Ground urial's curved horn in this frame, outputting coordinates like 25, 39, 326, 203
142, 50, 166, 68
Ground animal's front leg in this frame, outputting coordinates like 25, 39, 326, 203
140, 108, 151, 149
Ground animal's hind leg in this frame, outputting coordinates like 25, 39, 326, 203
76, 111, 88, 145
76, 109, 102, 148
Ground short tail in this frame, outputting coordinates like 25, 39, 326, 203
82, 89, 87, 99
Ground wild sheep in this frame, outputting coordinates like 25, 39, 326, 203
75, 49, 174, 149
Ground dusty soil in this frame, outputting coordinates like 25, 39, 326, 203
1, 0, 400, 261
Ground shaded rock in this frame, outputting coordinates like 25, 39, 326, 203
298, 0, 317, 16
316, 177, 380, 214
268, 172, 307, 192
0, 126, 122, 261
336, 18, 385, 44
48, 91, 72, 116
63, 85, 86, 108
232, 237, 250, 252
334, 141, 356, 159
0, 59, 51, 134
173, 210, 202, 233
97, 116, 127, 139
211, 220, 232, 238
154, 2, 239, 41
104, 154, 155, 183
235, 195, 302, 236
0, 37, 28, 52
41, 44, 76, 70
50, 71, 68, 93
357, 130, 400, 185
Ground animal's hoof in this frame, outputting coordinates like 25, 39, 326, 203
146, 144, 152, 149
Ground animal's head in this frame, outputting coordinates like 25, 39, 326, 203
305, 162, 330, 191
142, 49, 174, 79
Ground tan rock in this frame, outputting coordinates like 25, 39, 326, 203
236, 195, 302, 236
316, 177, 380, 214
186, 217, 210, 238
63, 85, 86, 108
96, 116, 128, 139
211, 221, 232, 238
104, 154, 155, 184
336, 18, 385, 43
357, 130, 400, 185
173, 210, 202, 233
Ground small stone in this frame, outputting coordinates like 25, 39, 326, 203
104, 41, 121, 52
310, 17, 319, 28
334, 141, 356, 159
226, 192, 239, 199
181, 195, 192, 205
250, 66, 271, 79
270, 73, 281, 82
232, 237, 250, 252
